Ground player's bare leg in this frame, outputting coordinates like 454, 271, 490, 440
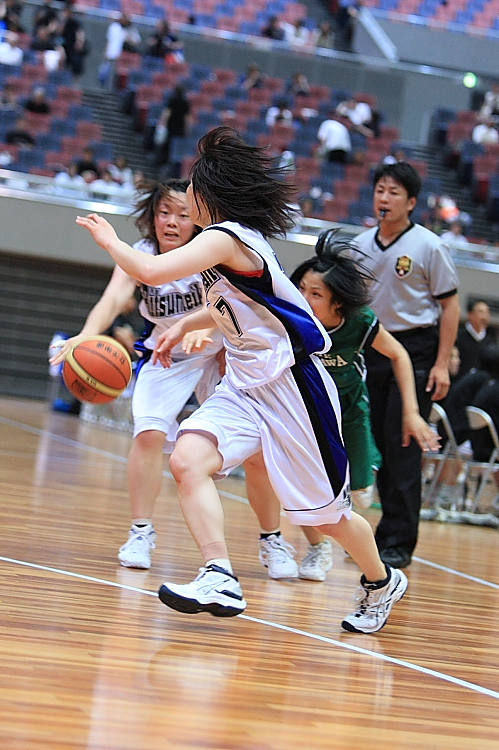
158, 432, 246, 617
118, 429, 166, 569
244, 452, 299, 579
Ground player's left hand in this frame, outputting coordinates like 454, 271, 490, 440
76, 213, 119, 250
182, 328, 214, 355
402, 413, 440, 452
425, 364, 450, 402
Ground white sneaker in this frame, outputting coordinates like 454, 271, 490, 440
158, 565, 247, 617
351, 485, 375, 510
259, 535, 299, 579
118, 524, 157, 569
341, 567, 408, 633
298, 540, 333, 581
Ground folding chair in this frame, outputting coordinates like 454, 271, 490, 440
422, 403, 464, 508
464, 406, 499, 512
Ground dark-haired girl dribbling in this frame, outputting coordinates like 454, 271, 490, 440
76, 127, 409, 633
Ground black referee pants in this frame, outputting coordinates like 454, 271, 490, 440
366, 327, 438, 555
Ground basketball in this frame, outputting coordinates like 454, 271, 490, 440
62, 335, 133, 404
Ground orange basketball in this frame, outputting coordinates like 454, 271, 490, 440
62, 335, 133, 404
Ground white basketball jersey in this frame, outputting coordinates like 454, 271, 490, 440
135, 238, 221, 359
200, 222, 331, 389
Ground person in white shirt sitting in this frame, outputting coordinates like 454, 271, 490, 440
265, 100, 294, 128
0, 31, 23, 66
54, 162, 87, 198
89, 169, 122, 201
440, 221, 469, 249
317, 115, 351, 163
336, 97, 373, 137
283, 18, 310, 47
472, 116, 499, 146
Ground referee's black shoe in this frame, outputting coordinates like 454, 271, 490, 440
380, 546, 412, 569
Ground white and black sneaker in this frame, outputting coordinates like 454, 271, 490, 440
118, 524, 156, 569
158, 564, 247, 618
341, 566, 408, 633
259, 534, 299, 579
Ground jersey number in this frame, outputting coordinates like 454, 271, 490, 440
214, 296, 243, 337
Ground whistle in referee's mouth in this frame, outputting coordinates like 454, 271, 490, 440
379, 209, 388, 217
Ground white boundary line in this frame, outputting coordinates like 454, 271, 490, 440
1, 553, 499, 702
2, 414, 499, 702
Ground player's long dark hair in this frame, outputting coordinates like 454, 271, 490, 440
133, 178, 200, 247
190, 127, 297, 237
290, 229, 374, 320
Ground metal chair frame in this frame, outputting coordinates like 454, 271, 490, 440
464, 406, 499, 512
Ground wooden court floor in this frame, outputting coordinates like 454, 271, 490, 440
1, 396, 499, 750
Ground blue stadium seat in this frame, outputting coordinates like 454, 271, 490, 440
36, 133, 62, 151
15, 149, 46, 169
90, 142, 114, 161
50, 119, 77, 136
69, 104, 93, 121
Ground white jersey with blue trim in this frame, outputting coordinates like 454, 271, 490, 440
200, 222, 331, 389
135, 238, 221, 358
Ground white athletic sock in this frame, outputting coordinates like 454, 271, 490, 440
206, 558, 233, 575
132, 519, 153, 528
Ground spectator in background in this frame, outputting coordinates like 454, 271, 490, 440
76, 147, 99, 177
265, 99, 293, 128
100, 13, 129, 90
122, 14, 141, 54
312, 20, 335, 49
155, 84, 190, 170
472, 116, 498, 146
440, 220, 469, 249
107, 295, 140, 358
239, 63, 264, 90
0, 83, 21, 112
5, 116, 34, 145
455, 300, 496, 381
261, 15, 285, 41
24, 86, 51, 114
469, 353, 499, 472
287, 71, 310, 97
145, 19, 184, 61
54, 162, 87, 197
336, 96, 374, 137
33, 0, 58, 33
61, 7, 89, 78
383, 147, 406, 164
283, 18, 309, 47
0, 30, 22, 65
90, 169, 121, 201
109, 156, 134, 185
31, 23, 65, 71
317, 114, 351, 163
479, 82, 499, 119
2, 0, 25, 33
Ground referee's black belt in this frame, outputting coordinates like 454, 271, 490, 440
390, 325, 438, 341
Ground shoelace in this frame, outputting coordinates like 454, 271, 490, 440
302, 545, 326, 567
267, 538, 296, 561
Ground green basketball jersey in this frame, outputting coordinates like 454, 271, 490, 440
318, 306, 379, 395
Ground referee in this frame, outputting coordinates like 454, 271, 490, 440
354, 162, 460, 568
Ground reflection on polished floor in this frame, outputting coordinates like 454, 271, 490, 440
1, 396, 498, 750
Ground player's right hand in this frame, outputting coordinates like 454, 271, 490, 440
153, 322, 186, 368
49, 334, 87, 366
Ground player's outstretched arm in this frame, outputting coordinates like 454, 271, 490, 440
49, 265, 136, 366
372, 324, 440, 452
76, 214, 239, 285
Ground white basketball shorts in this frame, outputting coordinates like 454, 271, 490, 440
178, 357, 352, 526
132, 353, 221, 447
